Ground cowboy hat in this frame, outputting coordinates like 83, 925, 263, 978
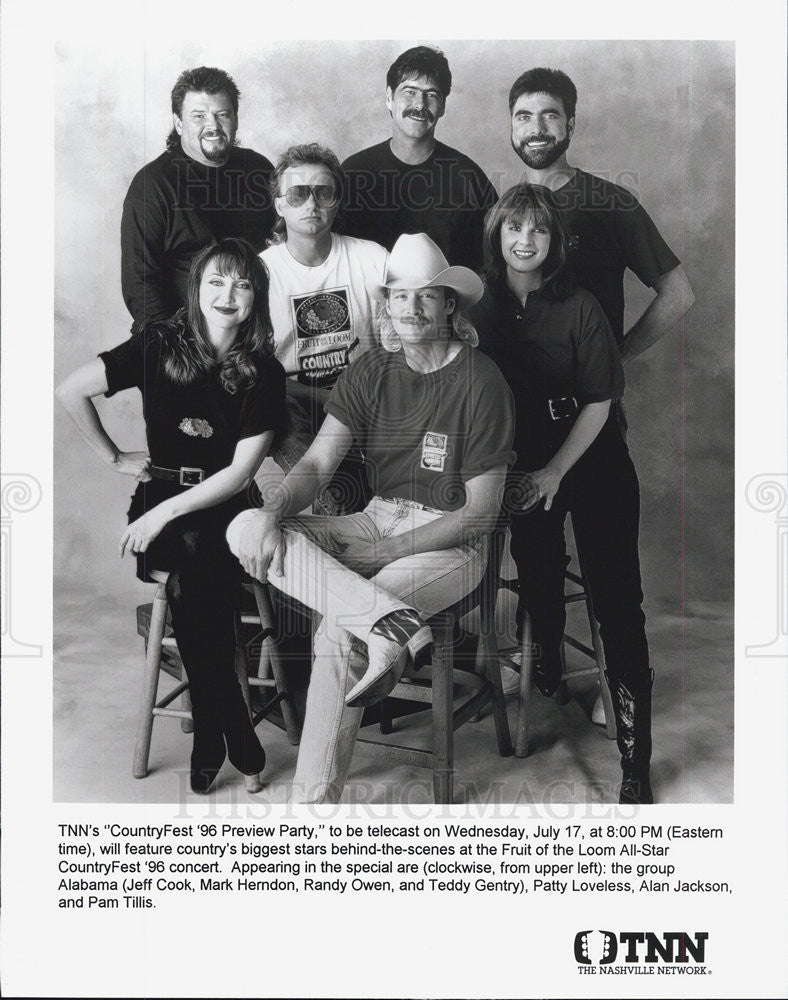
374, 233, 484, 308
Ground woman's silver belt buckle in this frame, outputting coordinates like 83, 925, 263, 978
547, 396, 578, 421
179, 467, 205, 485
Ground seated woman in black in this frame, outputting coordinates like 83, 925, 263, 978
56, 238, 285, 794
473, 184, 654, 805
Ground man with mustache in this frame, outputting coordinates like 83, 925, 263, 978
342, 46, 497, 271
509, 67, 694, 361
121, 66, 275, 325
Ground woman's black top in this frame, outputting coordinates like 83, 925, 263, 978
99, 314, 285, 576
472, 285, 624, 470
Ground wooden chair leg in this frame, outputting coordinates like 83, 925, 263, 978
584, 593, 617, 740
431, 630, 454, 803
180, 687, 194, 733
133, 583, 168, 779
477, 630, 513, 756
575, 543, 617, 740
515, 613, 535, 758
554, 640, 571, 705
234, 613, 254, 711
264, 630, 302, 745
379, 697, 394, 735
252, 582, 301, 745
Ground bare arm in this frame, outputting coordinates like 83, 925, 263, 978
119, 431, 274, 557
528, 401, 611, 512
157, 433, 274, 520
57, 357, 276, 556
340, 466, 508, 576
55, 358, 150, 478
230, 414, 354, 580
620, 265, 695, 364
285, 379, 331, 408
267, 414, 354, 518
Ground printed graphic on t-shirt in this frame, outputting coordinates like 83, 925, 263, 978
179, 417, 213, 438
421, 431, 447, 471
291, 287, 358, 387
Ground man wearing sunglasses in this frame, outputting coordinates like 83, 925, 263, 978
121, 66, 275, 325
342, 45, 497, 271
260, 143, 388, 513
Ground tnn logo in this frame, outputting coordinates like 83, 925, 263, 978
575, 931, 708, 964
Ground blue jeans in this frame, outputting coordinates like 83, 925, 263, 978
228, 497, 486, 802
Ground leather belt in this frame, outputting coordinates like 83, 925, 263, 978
379, 496, 446, 515
547, 396, 579, 421
149, 465, 205, 486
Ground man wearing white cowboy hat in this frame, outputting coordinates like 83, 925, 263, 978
227, 233, 516, 803
371, 232, 487, 306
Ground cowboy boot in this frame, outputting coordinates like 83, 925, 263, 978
605, 669, 654, 805
345, 609, 433, 708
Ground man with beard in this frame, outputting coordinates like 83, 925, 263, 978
121, 66, 274, 325
503, 67, 694, 753
508, 67, 693, 360
342, 46, 497, 271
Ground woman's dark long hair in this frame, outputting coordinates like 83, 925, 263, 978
482, 183, 575, 301
157, 238, 274, 393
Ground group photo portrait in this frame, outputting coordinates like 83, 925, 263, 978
53, 35, 734, 806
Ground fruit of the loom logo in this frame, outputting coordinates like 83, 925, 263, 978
296, 292, 349, 335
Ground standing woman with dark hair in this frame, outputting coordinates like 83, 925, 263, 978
473, 184, 654, 805
57, 238, 285, 795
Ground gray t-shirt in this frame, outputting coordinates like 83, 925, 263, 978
326, 345, 516, 510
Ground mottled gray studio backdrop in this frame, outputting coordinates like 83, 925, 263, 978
54, 39, 734, 622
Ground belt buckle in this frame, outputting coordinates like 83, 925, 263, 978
548, 397, 576, 421
179, 466, 204, 486
394, 497, 420, 512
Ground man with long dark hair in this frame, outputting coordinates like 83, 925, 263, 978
121, 66, 275, 325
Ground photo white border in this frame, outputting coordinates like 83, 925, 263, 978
2, 1, 786, 997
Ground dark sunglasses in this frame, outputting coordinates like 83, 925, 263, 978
282, 184, 339, 208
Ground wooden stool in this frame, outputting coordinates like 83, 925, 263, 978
257, 526, 513, 803
240, 581, 301, 745
133, 570, 192, 779
497, 523, 616, 758
356, 525, 514, 803
133, 572, 301, 780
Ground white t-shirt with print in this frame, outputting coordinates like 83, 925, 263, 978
260, 234, 388, 389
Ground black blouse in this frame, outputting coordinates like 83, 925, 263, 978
99, 316, 285, 514
472, 285, 624, 469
